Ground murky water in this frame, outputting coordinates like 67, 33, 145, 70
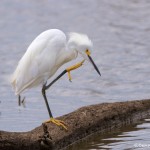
0, 0, 150, 149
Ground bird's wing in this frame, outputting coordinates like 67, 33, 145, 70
11, 30, 66, 94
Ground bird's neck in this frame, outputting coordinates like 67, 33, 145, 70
55, 48, 78, 69
65, 48, 78, 62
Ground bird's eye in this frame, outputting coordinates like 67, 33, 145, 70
86, 49, 89, 53
85, 49, 91, 56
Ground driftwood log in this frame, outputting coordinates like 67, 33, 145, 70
0, 99, 150, 150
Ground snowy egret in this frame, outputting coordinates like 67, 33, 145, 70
11, 29, 101, 130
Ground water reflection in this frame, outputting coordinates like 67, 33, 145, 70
67, 119, 150, 150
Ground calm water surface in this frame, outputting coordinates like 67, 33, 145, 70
67, 119, 150, 150
0, 0, 150, 149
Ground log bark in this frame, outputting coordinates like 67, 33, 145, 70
0, 99, 150, 150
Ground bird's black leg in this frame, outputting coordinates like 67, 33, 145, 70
41, 70, 67, 118
41, 61, 85, 130
18, 95, 21, 106
42, 84, 53, 118
18, 95, 25, 106
41, 70, 68, 130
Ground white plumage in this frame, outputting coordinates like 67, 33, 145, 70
11, 29, 93, 95
11, 29, 101, 129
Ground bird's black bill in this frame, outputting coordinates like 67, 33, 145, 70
88, 55, 101, 76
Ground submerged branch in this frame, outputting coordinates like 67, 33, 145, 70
0, 99, 150, 150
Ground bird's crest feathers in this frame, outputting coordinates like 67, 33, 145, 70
68, 32, 93, 51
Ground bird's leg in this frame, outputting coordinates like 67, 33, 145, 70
18, 95, 21, 106
42, 83, 68, 130
66, 60, 85, 81
44, 118, 67, 130
41, 62, 86, 130
18, 95, 25, 106
42, 84, 53, 118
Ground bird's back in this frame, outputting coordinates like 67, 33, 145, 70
11, 29, 66, 95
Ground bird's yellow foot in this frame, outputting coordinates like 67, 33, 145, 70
44, 118, 68, 130
66, 60, 85, 81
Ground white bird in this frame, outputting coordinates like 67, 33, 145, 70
11, 29, 101, 130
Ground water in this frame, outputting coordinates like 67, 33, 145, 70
67, 119, 150, 150
0, 0, 150, 149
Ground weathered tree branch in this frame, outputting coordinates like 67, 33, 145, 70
0, 99, 150, 150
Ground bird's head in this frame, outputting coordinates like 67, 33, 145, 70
68, 32, 101, 76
